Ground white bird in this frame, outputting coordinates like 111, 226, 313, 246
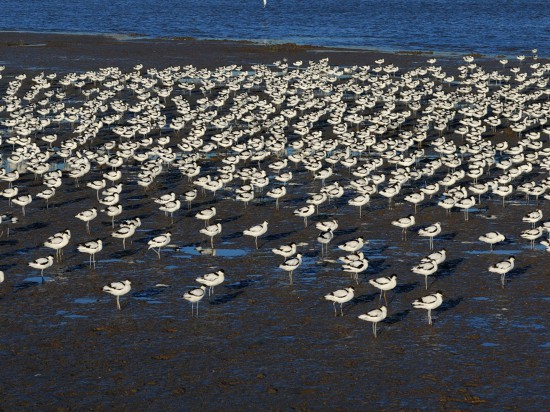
112, 224, 136, 250
369, 274, 397, 305
272, 242, 297, 259
75, 207, 98, 234
479, 231, 506, 251
293, 204, 315, 227
28, 255, 54, 279
12, 194, 32, 216
411, 259, 439, 290
358, 306, 387, 338
520, 226, 543, 249
391, 215, 415, 240
195, 270, 225, 296
243, 221, 268, 249
418, 222, 441, 250
413, 292, 443, 325
195, 207, 216, 226
489, 256, 515, 287
342, 257, 369, 284
103, 280, 132, 310
279, 253, 302, 284
200, 223, 222, 249
317, 229, 334, 257
44, 229, 71, 261
338, 237, 366, 253
77, 239, 103, 268
148, 232, 172, 259
183, 285, 207, 317
522, 209, 543, 228
159, 199, 181, 223
324, 286, 355, 316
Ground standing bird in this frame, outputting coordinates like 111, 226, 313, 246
369, 274, 397, 305
148, 232, 172, 259
77, 239, 103, 268
324, 286, 355, 316
338, 237, 366, 253
358, 306, 387, 338
200, 223, 222, 249
75, 207, 98, 234
418, 222, 441, 250
28, 255, 54, 280
391, 215, 415, 240
488, 256, 515, 287
195, 270, 225, 296
272, 242, 297, 260
479, 231, 506, 251
243, 221, 268, 249
183, 285, 207, 317
103, 280, 132, 310
279, 253, 303, 284
195, 206, 216, 227
411, 259, 439, 290
413, 292, 443, 325
44, 229, 71, 261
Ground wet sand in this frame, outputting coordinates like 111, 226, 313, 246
0, 32, 549, 410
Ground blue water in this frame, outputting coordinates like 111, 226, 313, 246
0, 0, 548, 57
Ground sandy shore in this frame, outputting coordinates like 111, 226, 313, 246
0, 31, 549, 411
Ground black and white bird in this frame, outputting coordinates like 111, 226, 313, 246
358, 306, 387, 338
200, 223, 222, 249
103, 280, 132, 310
272, 242, 297, 259
77, 239, 103, 268
75, 207, 98, 234
183, 285, 207, 317
148, 232, 172, 259
195, 270, 225, 296
479, 231, 506, 251
44, 229, 71, 261
338, 237, 366, 253
391, 215, 415, 240
412, 292, 443, 325
324, 286, 355, 316
418, 222, 441, 250
368, 274, 397, 305
243, 221, 268, 249
28, 255, 54, 279
279, 253, 302, 284
488, 256, 515, 287
411, 259, 439, 290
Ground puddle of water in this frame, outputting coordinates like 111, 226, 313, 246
56, 310, 88, 319
464, 249, 522, 255
74, 298, 98, 304
23, 276, 54, 283
175, 246, 247, 258
481, 342, 499, 347
472, 296, 490, 301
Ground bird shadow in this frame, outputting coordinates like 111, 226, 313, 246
16, 221, 50, 232
439, 297, 463, 312
385, 309, 412, 325
349, 292, 377, 308
112, 248, 140, 259
0, 239, 18, 247
209, 290, 244, 305
507, 265, 531, 283
438, 232, 457, 242
263, 231, 296, 243
132, 286, 169, 298
394, 281, 419, 294
219, 215, 243, 224
225, 278, 260, 290
221, 231, 244, 242
55, 196, 88, 208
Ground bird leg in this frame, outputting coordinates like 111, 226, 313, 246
117, 295, 121, 310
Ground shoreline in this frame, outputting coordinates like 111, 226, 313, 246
1, 30, 538, 75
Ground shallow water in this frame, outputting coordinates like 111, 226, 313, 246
0, 0, 548, 57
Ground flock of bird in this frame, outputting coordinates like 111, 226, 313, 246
0, 50, 548, 337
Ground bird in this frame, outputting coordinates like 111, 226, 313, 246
522, 209, 543, 228
368, 274, 397, 305
520, 226, 543, 249
44, 229, 71, 261
103, 280, 132, 310
28, 255, 54, 279
455, 196, 476, 221
358, 306, 387, 338
75, 207, 97, 234
199, 223, 222, 249
243, 221, 268, 249
479, 231, 506, 251
418, 222, 441, 250
77, 239, 103, 268
317, 228, 334, 257
324, 286, 354, 316
391, 215, 415, 240
338, 237, 366, 253
112, 224, 136, 250
183, 285, 207, 317
195, 206, 216, 227
342, 256, 369, 284
195, 270, 225, 296
272, 242, 297, 259
279, 253, 302, 284
489, 256, 515, 287
293, 204, 315, 227
413, 292, 443, 325
148, 232, 172, 259
411, 259, 439, 290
